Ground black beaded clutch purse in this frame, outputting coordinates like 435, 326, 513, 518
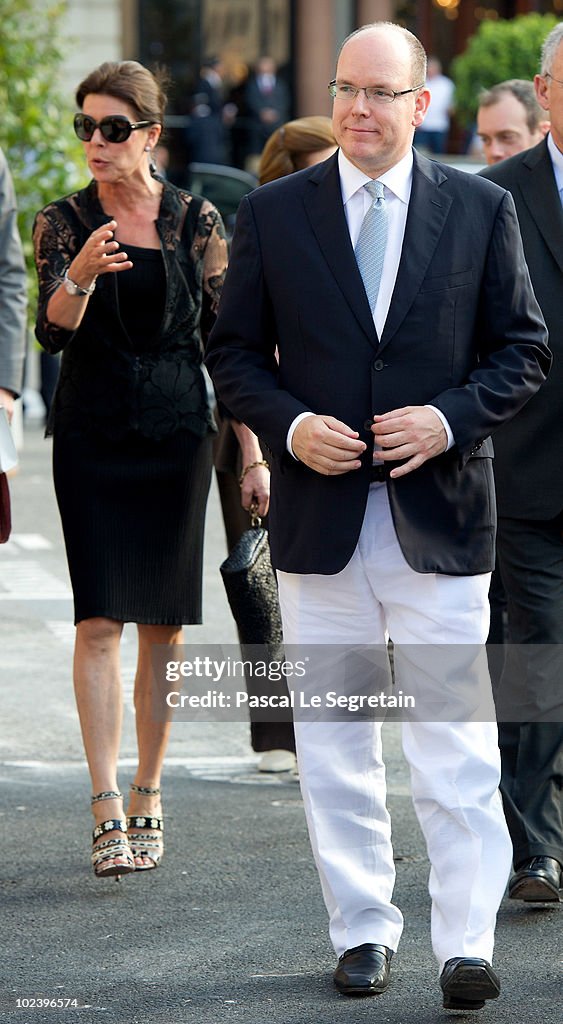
219, 509, 283, 646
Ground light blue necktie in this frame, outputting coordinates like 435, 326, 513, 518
354, 180, 388, 312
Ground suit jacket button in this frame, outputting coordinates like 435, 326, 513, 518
363, 418, 373, 431
373, 359, 384, 371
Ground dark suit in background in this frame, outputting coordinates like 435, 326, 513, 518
244, 57, 290, 161
187, 59, 229, 164
481, 133, 563, 896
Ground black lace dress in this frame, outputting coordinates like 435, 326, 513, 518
33, 179, 227, 624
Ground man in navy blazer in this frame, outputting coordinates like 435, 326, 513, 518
480, 22, 563, 908
206, 22, 550, 1010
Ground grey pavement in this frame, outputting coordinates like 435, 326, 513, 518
1, 421, 560, 1024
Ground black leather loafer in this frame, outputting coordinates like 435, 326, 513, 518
508, 856, 562, 903
333, 943, 392, 997
440, 957, 500, 1010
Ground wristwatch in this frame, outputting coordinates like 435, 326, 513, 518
63, 270, 96, 296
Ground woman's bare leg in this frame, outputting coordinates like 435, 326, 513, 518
127, 623, 183, 867
74, 616, 130, 871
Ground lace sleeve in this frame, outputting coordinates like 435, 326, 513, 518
32, 206, 77, 354
196, 200, 228, 345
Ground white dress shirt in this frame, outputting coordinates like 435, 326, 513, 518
287, 148, 453, 455
547, 131, 563, 202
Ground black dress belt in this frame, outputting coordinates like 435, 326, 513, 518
369, 464, 387, 482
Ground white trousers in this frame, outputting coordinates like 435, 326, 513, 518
277, 483, 512, 970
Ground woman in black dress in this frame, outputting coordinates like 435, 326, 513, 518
33, 61, 227, 878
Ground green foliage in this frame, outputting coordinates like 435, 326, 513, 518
0, 0, 87, 311
451, 13, 559, 128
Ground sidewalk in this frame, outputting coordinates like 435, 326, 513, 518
1, 424, 560, 1024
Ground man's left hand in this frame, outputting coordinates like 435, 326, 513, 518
372, 406, 447, 478
0, 388, 15, 423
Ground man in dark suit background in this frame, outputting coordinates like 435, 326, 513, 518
187, 56, 230, 164
480, 22, 563, 906
206, 22, 550, 1010
243, 56, 290, 162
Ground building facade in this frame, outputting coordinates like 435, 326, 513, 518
60, 0, 563, 162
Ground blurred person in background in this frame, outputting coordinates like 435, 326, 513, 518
243, 56, 290, 167
258, 115, 338, 182
0, 147, 27, 423
480, 23, 563, 905
476, 80, 550, 683
477, 79, 550, 166
215, 115, 337, 773
414, 56, 454, 155
186, 56, 230, 165
33, 60, 227, 880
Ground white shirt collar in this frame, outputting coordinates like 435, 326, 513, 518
547, 132, 563, 195
338, 148, 413, 205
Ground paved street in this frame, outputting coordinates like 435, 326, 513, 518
1, 421, 560, 1024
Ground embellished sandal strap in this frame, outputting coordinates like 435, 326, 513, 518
92, 839, 134, 869
129, 835, 163, 850
127, 815, 163, 831
92, 818, 128, 841
92, 838, 133, 859
128, 836, 163, 867
130, 783, 161, 796
91, 790, 122, 804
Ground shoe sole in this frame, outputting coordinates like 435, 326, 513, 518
508, 877, 561, 902
94, 864, 135, 879
441, 963, 500, 1010
334, 982, 389, 998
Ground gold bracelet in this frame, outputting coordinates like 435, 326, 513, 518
238, 459, 269, 486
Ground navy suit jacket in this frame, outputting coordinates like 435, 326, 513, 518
206, 149, 550, 576
481, 138, 563, 519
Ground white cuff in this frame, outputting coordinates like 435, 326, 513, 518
287, 411, 315, 459
425, 405, 454, 450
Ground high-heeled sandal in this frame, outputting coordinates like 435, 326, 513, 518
126, 783, 164, 871
91, 790, 135, 880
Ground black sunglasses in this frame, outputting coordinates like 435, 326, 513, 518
73, 113, 155, 143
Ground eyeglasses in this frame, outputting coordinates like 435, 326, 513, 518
73, 113, 155, 143
545, 72, 563, 86
328, 81, 424, 104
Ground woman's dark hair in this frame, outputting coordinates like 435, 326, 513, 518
76, 60, 168, 124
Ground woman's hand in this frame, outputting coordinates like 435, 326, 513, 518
46, 220, 133, 331
67, 220, 132, 290
229, 421, 270, 518
240, 463, 270, 518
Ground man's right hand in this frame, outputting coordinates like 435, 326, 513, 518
292, 415, 366, 475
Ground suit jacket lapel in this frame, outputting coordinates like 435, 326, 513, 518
304, 154, 379, 352
519, 139, 563, 274
379, 151, 452, 352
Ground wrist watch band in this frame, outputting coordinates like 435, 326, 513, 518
63, 270, 96, 296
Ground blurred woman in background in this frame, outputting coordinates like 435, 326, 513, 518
258, 114, 337, 183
